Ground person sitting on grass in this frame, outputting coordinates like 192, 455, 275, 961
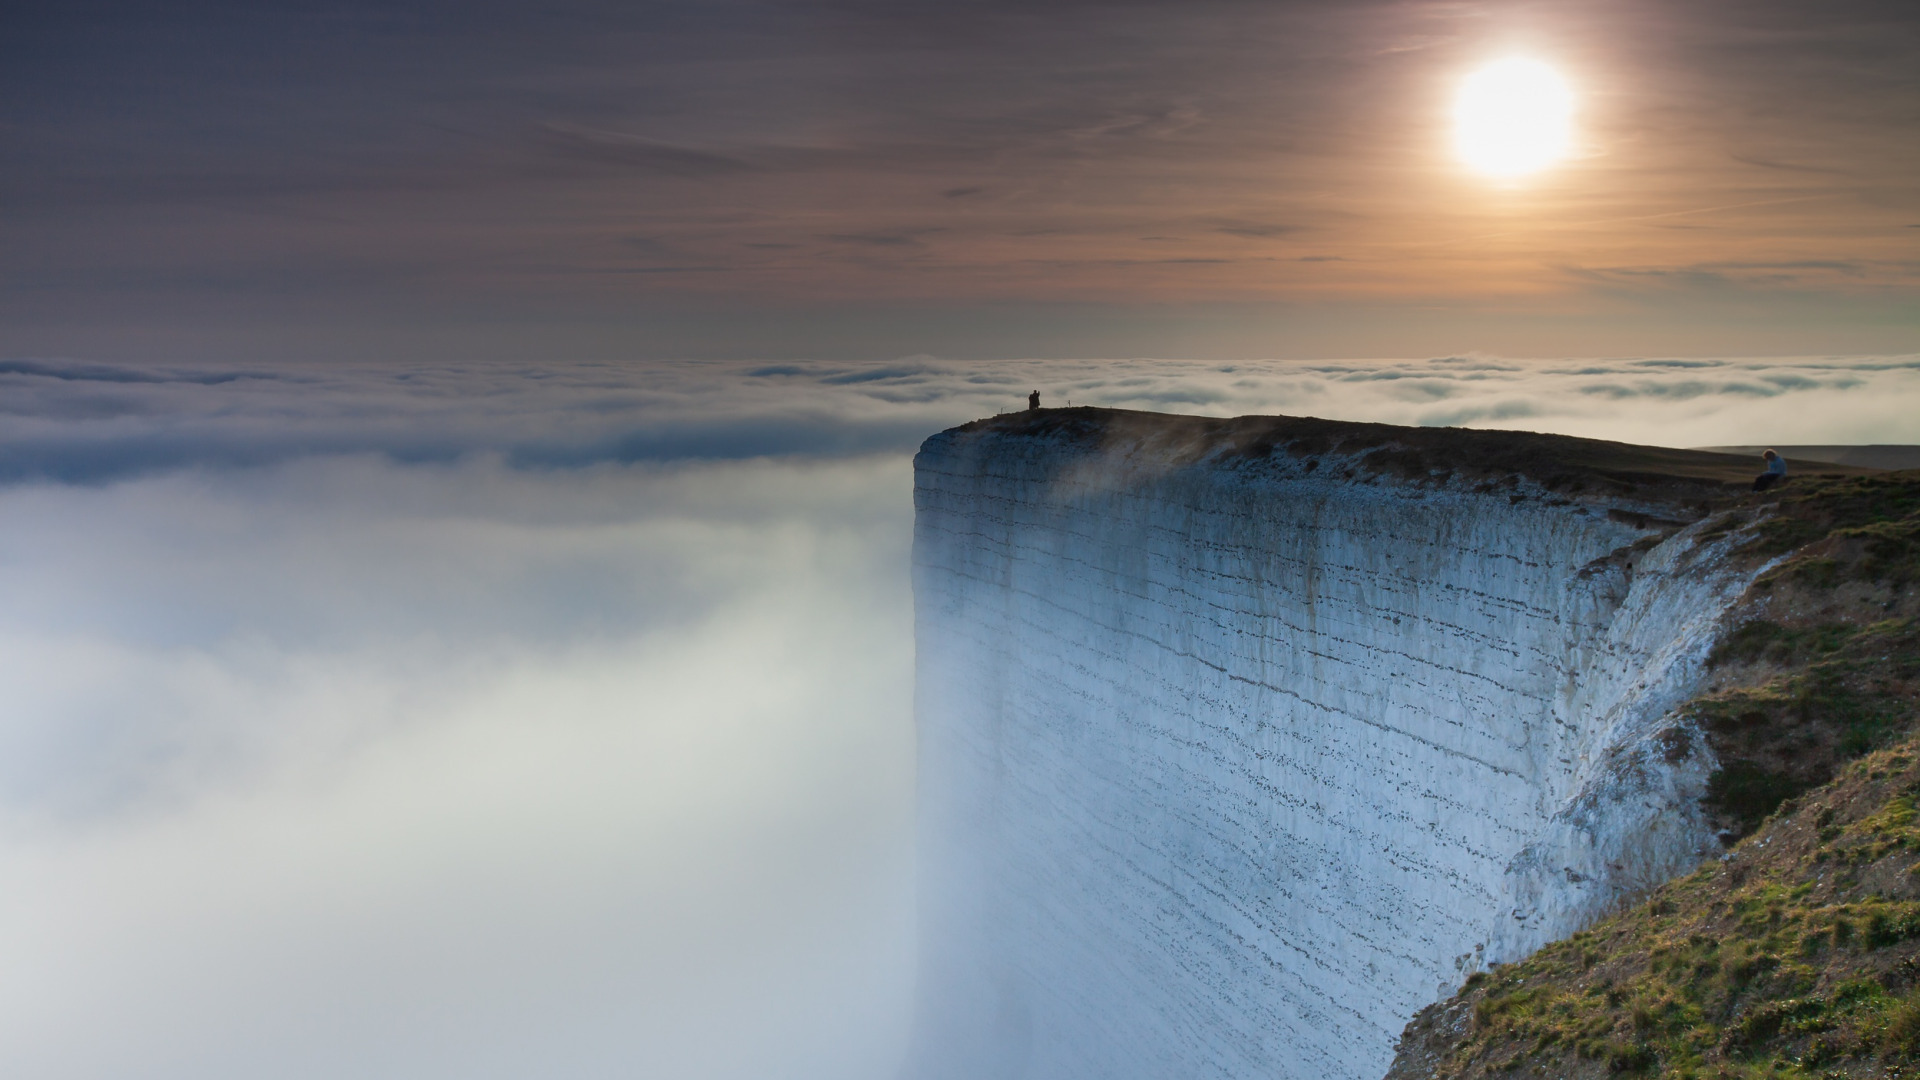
1752, 448, 1788, 492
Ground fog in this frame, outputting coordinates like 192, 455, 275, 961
1, 352, 1916, 1078
0, 453, 914, 1079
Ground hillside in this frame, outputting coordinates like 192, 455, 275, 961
1699, 447, 1920, 473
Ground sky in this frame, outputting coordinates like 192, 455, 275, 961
4, 0, 1916, 361
3, 2, 1919, 1078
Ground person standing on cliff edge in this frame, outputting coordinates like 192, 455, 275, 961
1753, 449, 1788, 492
1028, 390, 1040, 411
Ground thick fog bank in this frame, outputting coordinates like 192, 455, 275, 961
0, 455, 915, 1080
912, 421, 1765, 1080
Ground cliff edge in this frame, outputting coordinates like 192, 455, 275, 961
1386, 466, 1920, 1079
911, 407, 1884, 1080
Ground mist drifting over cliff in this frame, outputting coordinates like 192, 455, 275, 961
0, 352, 1916, 1078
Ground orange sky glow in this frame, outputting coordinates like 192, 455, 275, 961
3, 0, 1915, 359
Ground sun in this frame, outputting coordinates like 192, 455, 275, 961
1452, 58, 1575, 179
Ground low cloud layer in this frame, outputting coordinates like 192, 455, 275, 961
0, 452, 915, 1079
2, 352, 1918, 1078
3, 353, 1917, 484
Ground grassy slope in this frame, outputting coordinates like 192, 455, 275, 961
1388, 472, 1920, 1080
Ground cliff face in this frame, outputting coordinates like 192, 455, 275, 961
910, 410, 1772, 1080
1382, 470, 1920, 1080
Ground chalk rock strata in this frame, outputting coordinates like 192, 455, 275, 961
911, 410, 1763, 1080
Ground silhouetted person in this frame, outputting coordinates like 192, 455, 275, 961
1028, 390, 1041, 411
1753, 448, 1788, 492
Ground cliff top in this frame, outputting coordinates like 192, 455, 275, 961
1700, 445, 1920, 472
944, 407, 1884, 510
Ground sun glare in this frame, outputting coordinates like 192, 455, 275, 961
1453, 57, 1574, 179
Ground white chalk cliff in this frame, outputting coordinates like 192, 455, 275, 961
911, 410, 1765, 1080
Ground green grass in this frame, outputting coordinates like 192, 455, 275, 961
1708, 622, 1863, 669
1745, 473, 1920, 588
1688, 619, 1920, 837
1420, 750, 1920, 1078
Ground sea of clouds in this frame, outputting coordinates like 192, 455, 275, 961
1, 352, 1917, 1079
7, 353, 1920, 484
